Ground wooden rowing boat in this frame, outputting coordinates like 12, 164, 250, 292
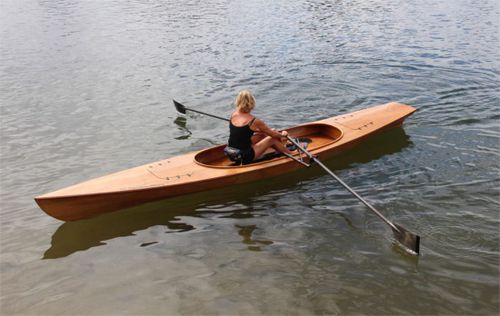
35, 102, 416, 221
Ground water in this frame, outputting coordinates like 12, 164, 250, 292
1, 0, 499, 314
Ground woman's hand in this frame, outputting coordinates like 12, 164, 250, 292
280, 130, 288, 138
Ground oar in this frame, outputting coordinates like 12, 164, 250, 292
287, 136, 420, 255
173, 99, 420, 255
174, 100, 229, 122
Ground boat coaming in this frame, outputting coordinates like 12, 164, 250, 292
194, 123, 343, 168
35, 102, 416, 221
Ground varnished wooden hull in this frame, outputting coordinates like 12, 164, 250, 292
35, 102, 416, 221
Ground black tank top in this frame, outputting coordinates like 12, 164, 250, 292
228, 117, 256, 150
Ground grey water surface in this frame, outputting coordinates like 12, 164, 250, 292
1, 0, 499, 315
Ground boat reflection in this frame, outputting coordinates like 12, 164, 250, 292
43, 127, 412, 259
42, 179, 289, 259
43, 199, 198, 259
42, 191, 259, 259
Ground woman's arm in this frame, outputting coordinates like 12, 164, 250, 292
252, 119, 288, 138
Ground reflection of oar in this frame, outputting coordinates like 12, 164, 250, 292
173, 99, 420, 255
173, 117, 192, 140
287, 136, 420, 255
174, 100, 229, 122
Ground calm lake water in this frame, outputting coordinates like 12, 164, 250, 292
1, 0, 499, 315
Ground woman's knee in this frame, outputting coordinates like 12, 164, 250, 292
252, 136, 274, 158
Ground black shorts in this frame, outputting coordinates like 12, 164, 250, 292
240, 147, 255, 164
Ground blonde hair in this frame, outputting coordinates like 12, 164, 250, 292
235, 90, 256, 113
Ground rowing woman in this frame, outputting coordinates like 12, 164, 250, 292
225, 90, 295, 164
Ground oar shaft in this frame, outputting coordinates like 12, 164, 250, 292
186, 108, 230, 122
173, 103, 419, 253
286, 136, 399, 232
313, 159, 399, 231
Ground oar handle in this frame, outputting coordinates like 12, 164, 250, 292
286, 136, 400, 232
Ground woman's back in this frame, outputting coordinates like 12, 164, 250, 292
228, 112, 255, 150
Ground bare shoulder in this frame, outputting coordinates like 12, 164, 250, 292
252, 117, 270, 131
252, 117, 266, 127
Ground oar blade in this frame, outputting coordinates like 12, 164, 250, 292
392, 223, 420, 255
173, 99, 187, 115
